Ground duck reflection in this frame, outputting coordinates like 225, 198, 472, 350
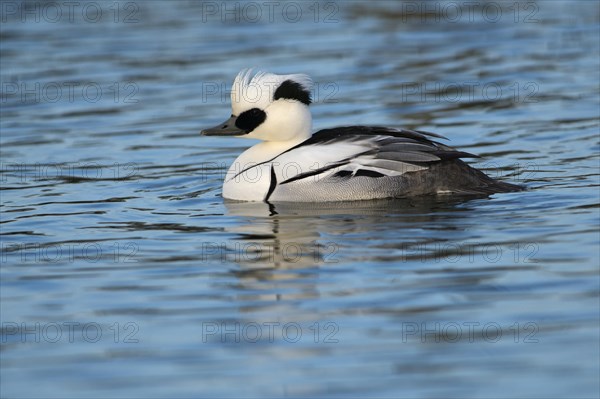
223, 196, 486, 267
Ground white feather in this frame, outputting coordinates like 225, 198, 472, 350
230, 69, 313, 116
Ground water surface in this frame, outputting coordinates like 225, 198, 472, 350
1, 1, 599, 397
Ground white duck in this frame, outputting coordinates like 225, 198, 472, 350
202, 70, 522, 202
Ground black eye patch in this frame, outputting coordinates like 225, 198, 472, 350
235, 108, 267, 133
274, 80, 311, 105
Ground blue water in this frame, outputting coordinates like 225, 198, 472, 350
1, 1, 599, 397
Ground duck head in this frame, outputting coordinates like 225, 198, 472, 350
201, 69, 313, 143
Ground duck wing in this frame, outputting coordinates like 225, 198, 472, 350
274, 126, 479, 185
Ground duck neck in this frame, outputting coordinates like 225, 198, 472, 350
240, 134, 310, 165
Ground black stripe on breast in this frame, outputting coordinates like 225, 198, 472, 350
264, 165, 278, 201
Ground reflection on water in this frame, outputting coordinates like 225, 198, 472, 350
224, 196, 487, 268
1, 1, 599, 398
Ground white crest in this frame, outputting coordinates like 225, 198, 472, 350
230, 69, 313, 115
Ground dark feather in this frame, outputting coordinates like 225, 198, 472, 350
280, 160, 349, 185
377, 151, 441, 163
292, 126, 448, 149
285, 126, 476, 167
